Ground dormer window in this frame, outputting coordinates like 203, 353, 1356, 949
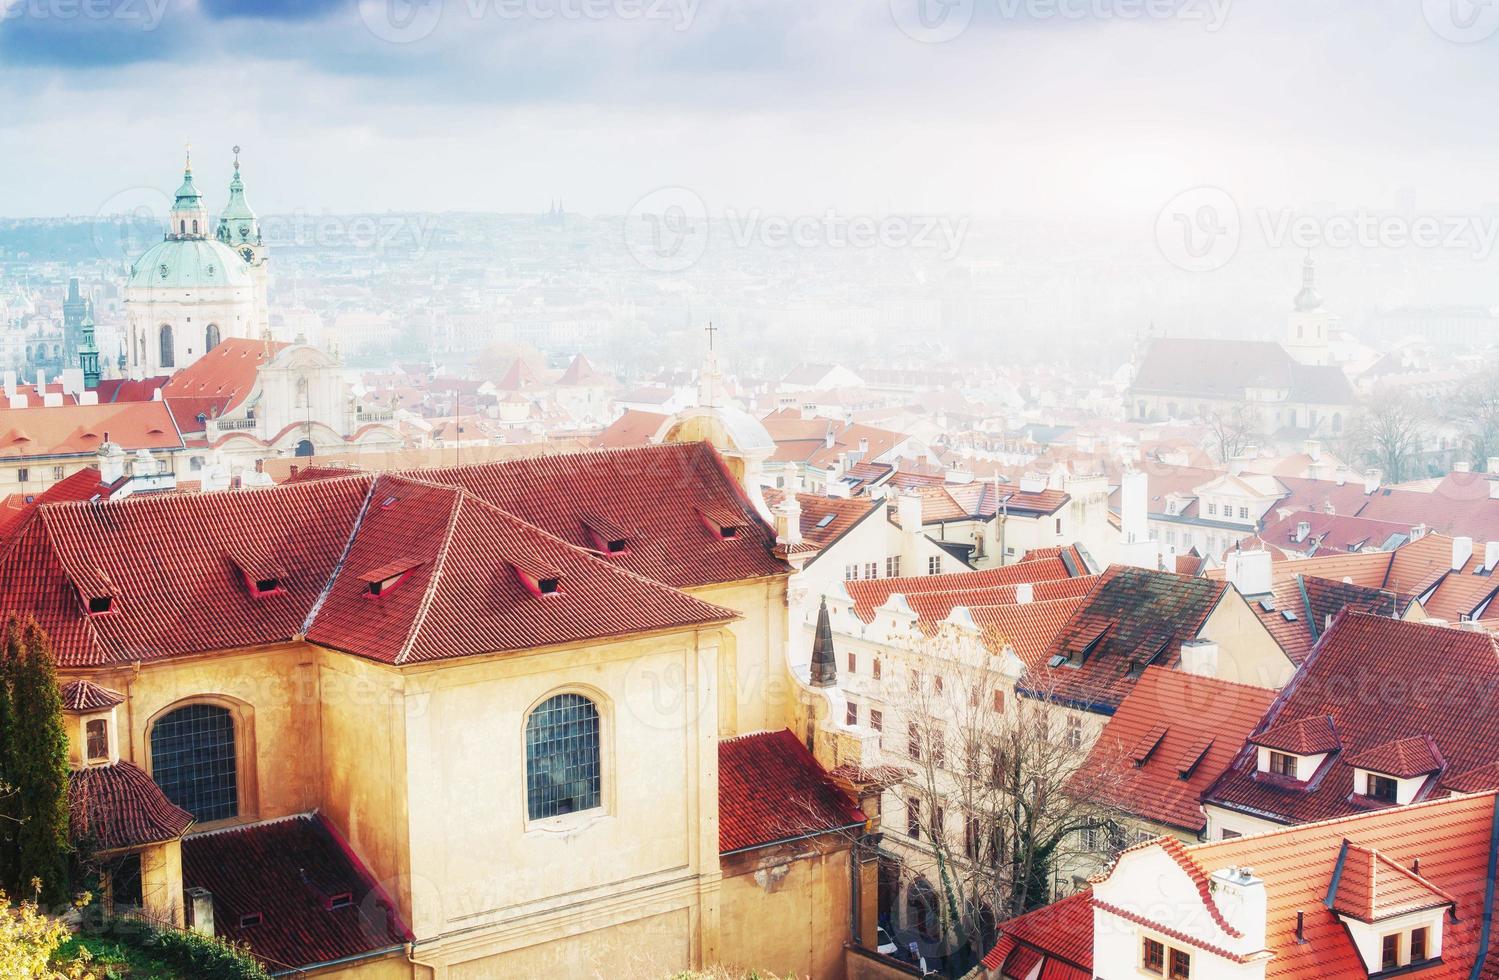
87, 595, 113, 615
1268, 751, 1298, 777
511, 558, 563, 598
1367, 773, 1398, 803
698, 505, 746, 541
85, 719, 108, 761
582, 514, 632, 555
239, 913, 262, 928
359, 560, 419, 599
326, 892, 353, 910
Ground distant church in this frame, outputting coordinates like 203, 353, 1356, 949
123, 147, 270, 380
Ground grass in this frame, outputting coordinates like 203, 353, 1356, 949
53, 934, 185, 980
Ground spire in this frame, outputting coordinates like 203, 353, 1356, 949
168, 142, 209, 239
217, 144, 261, 246
78, 299, 100, 390
1294, 249, 1323, 312
698, 322, 723, 408
810, 597, 837, 688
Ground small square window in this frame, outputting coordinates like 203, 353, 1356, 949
873, 659, 882, 680
870, 709, 883, 733
1268, 751, 1298, 778
885, 556, 901, 577
85, 719, 108, 761
847, 651, 857, 674
928, 556, 941, 575
1169, 948, 1191, 979
16, 468, 28, 483
864, 561, 878, 579
87, 595, 113, 615
846, 701, 858, 726
1367, 773, 1398, 803
1381, 933, 1399, 970
1142, 938, 1164, 974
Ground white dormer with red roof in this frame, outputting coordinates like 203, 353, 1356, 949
1326, 841, 1451, 973
1092, 840, 1272, 979
1249, 714, 1339, 783
1346, 736, 1443, 806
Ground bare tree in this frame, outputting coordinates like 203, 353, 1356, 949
1201, 404, 1256, 463
876, 627, 1127, 965
1448, 364, 1499, 469
1347, 387, 1429, 483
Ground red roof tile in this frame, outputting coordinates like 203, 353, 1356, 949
588, 409, 666, 450
974, 597, 1087, 668
1030, 566, 1230, 713
1207, 613, 1499, 825
718, 729, 865, 853
69, 761, 193, 851
60, 679, 124, 712
182, 814, 411, 972
160, 339, 288, 434
1070, 666, 1278, 832
981, 891, 1093, 973
1345, 734, 1444, 779
306, 475, 735, 664
846, 560, 1077, 622
404, 443, 788, 589
761, 488, 879, 553
0, 400, 183, 460
1328, 841, 1457, 922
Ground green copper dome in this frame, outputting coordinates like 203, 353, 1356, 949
127, 238, 252, 290
217, 147, 261, 246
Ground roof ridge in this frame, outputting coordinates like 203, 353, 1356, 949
1198, 788, 1499, 852
301, 477, 378, 635
395, 480, 466, 665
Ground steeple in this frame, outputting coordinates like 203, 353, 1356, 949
78, 300, 101, 390
1294, 250, 1323, 312
217, 145, 262, 247
810, 597, 837, 688
167, 143, 210, 240
698, 322, 722, 408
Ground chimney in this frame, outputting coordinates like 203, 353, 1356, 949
858, 437, 870, 457
1120, 469, 1148, 545
186, 887, 215, 936
1304, 439, 1321, 462
776, 494, 803, 549
1456, 461, 1472, 473
1180, 638, 1220, 678
2, 371, 13, 400
1228, 549, 1272, 596
1015, 582, 1034, 605
1363, 468, 1382, 495
1488, 457, 1499, 475
898, 492, 924, 533
1486, 542, 1499, 573
1210, 866, 1267, 950
34, 369, 46, 398
1489, 480, 1499, 501
1453, 536, 1474, 571
1295, 521, 1311, 544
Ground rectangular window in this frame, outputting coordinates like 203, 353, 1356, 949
1381, 934, 1399, 970
906, 798, 921, 838
931, 726, 946, 768
873, 658, 882, 680
933, 675, 944, 696
846, 701, 858, 726
928, 556, 941, 575
1142, 938, 1165, 974
1169, 948, 1191, 980
1067, 716, 1084, 751
1411, 926, 1428, 962
964, 814, 981, 861
85, 719, 108, 761
52, 466, 64, 481
1055, 517, 1062, 534
847, 651, 857, 674
1207, 503, 1217, 516
931, 805, 945, 844
908, 722, 922, 761
845, 564, 859, 581
909, 670, 921, 693
864, 561, 879, 579
16, 468, 27, 483
1238, 507, 1249, 519
1269, 751, 1298, 778
886, 556, 901, 577
870, 708, 883, 733
1368, 773, 1398, 802
994, 689, 1005, 713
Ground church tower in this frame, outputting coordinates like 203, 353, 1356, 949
63, 277, 87, 367
216, 146, 270, 337
1285, 252, 1334, 366
78, 300, 101, 390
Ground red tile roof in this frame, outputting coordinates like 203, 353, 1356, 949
845, 559, 1076, 622
1328, 840, 1457, 922
1206, 613, 1499, 825
981, 891, 1093, 974
974, 597, 1088, 669
306, 475, 736, 664
1358, 471, 1499, 542
1345, 734, 1444, 779
182, 814, 411, 972
0, 400, 183, 460
994, 791, 1499, 980
557, 353, 612, 386
1030, 566, 1230, 713
0, 466, 114, 540
60, 679, 125, 712
718, 728, 865, 853
69, 761, 193, 851
1070, 666, 1278, 832
588, 409, 666, 449
160, 339, 288, 434
404, 443, 788, 589
761, 488, 880, 552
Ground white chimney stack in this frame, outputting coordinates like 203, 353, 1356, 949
1489, 480, 1499, 501
1121, 469, 1148, 545
1488, 457, 1499, 475
1295, 521, 1311, 544
1227, 549, 1273, 596
1364, 468, 1382, 495
1015, 582, 1034, 605
1454, 536, 1474, 571
187, 887, 215, 936
1180, 638, 1220, 678
1485, 542, 1499, 573
776, 495, 803, 549
898, 492, 924, 533
34, 369, 45, 398
1209, 866, 1267, 951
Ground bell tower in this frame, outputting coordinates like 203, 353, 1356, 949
217, 145, 271, 337
1285, 252, 1333, 366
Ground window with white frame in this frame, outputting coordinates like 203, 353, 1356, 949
928, 556, 941, 575
886, 555, 901, 577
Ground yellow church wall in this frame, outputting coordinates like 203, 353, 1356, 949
443, 906, 693, 980
302, 951, 412, 979
393, 626, 724, 964
62, 642, 324, 827
688, 576, 792, 736
316, 648, 415, 928
138, 839, 184, 927
719, 839, 855, 980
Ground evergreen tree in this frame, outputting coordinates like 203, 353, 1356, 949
0, 615, 21, 894
9, 617, 70, 906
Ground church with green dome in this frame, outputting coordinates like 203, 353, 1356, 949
123, 148, 269, 378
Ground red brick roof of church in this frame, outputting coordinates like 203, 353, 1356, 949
60, 678, 125, 712
306, 475, 736, 665
588, 409, 667, 449
182, 814, 411, 972
761, 487, 879, 553
1205, 613, 1499, 825
404, 443, 788, 589
69, 761, 193, 851
160, 338, 289, 435
988, 791, 1499, 980
845, 558, 1077, 622
1028, 565, 1230, 713
0, 443, 758, 668
1069, 666, 1278, 833
718, 729, 865, 854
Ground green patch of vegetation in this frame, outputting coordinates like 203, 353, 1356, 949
54, 934, 182, 979
54, 920, 270, 980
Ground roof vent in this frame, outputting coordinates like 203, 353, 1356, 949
511, 558, 563, 598
360, 560, 419, 598
87, 595, 113, 615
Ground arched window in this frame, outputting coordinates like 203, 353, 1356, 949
525, 693, 601, 820
159, 324, 175, 368
294, 439, 315, 457
150, 703, 238, 822
205, 324, 221, 352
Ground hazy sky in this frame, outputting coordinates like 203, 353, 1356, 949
3, 0, 1499, 220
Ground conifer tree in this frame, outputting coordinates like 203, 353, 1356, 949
0, 615, 20, 893
9, 617, 70, 906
